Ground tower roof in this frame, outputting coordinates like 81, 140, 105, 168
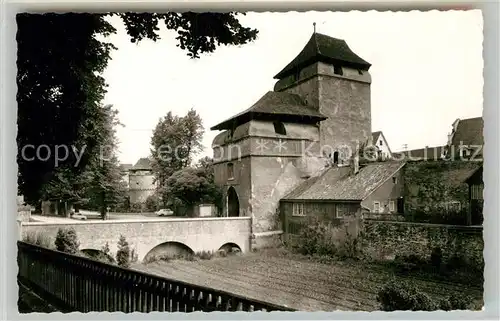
210, 91, 326, 131
131, 157, 152, 171
274, 32, 371, 79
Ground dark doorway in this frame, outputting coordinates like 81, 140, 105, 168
227, 187, 240, 217
333, 152, 339, 164
397, 197, 404, 214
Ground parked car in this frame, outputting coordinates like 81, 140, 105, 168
155, 209, 174, 217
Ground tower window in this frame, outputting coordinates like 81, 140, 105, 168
334, 66, 343, 76
379, 140, 383, 146
227, 163, 234, 180
392, 177, 398, 184
358, 70, 363, 75
273, 122, 287, 135
333, 151, 339, 164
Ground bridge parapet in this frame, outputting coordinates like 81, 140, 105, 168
20, 217, 252, 261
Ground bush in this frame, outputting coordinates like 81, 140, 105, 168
24, 231, 52, 249
377, 280, 437, 311
296, 219, 337, 256
196, 250, 214, 260
54, 228, 80, 254
295, 218, 362, 259
145, 195, 160, 212
430, 247, 443, 268
96, 242, 115, 263
116, 235, 131, 267
378, 280, 474, 311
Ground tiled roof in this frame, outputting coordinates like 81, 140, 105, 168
210, 91, 327, 131
393, 146, 446, 161
132, 157, 152, 171
371, 131, 382, 145
282, 161, 405, 201
274, 32, 371, 79
465, 165, 483, 185
442, 163, 482, 187
451, 117, 483, 147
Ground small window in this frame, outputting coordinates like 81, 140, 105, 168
227, 163, 234, 180
334, 66, 343, 76
379, 140, 383, 146
335, 205, 344, 219
292, 203, 305, 217
373, 201, 380, 213
392, 177, 398, 184
357, 70, 363, 75
273, 122, 286, 135
389, 201, 395, 213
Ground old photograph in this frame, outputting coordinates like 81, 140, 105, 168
16, 10, 484, 312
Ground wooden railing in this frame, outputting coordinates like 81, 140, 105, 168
17, 241, 295, 313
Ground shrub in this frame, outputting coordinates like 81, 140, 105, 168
145, 195, 160, 212
196, 250, 214, 260
377, 280, 438, 311
24, 231, 52, 249
430, 247, 443, 268
296, 219, 337, 256
54, 228, 80, 254
96, 242, 115, 263
116, 235, 131, 267
445, 293, 472, 310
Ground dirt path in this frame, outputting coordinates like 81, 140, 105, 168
131, 253, 483, 312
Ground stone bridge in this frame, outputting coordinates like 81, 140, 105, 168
19, 217, 251, 262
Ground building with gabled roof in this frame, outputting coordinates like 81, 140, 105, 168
210, 31, 374, 246
371, 131, 393, 160
444, 117, 483, 160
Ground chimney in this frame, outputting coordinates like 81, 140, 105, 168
352, 155, 360, 175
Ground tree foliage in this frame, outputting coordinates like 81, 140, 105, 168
162, 159, 222, 215
17, 12, 257, 205
54, 228, 80, 254
150, 108, 204, 186
82, 104, 128, 219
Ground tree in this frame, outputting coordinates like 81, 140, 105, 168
150, 108, 204, 187
116, 235, 131, 268
77, 104, 127, 219
17, 13, 258, 205
162, 164, 222, 216
54, 228, 80, 254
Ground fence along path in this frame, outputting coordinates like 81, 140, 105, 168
17, 241, 295, 313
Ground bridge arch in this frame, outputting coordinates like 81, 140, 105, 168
218, 242, 241, 253
144, 241, 194, 262
227, 187, 240, 217
81, 249, 115, 263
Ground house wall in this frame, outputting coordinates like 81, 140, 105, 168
280, 201, 362, 244
362, 168, 404, 214
373, 133, 392, 160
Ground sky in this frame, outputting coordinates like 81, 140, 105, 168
101, 10, 483, 166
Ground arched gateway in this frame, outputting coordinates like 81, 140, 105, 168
227, 187, 240, 217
